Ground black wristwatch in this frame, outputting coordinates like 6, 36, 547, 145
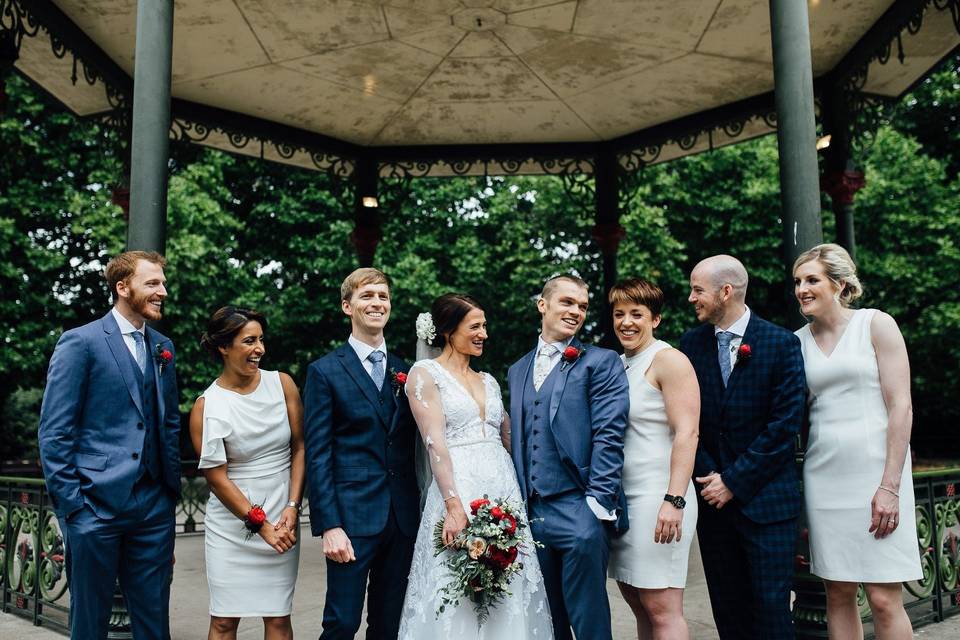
664, 494, 686, 509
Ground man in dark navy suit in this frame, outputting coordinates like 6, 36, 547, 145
303, 268, 419, 639
38, 251, 181, 639
679, 255, 806, 639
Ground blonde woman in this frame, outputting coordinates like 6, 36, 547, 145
794, 244, 921, 639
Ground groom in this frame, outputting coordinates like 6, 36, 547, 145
38, 251, 181, 639
303, 267, 420, 639
508, 274, 630, 640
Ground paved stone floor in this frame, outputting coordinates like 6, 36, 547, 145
2, 526, 958, 639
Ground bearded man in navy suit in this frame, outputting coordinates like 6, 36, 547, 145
679, 255, 806, 639
303, 268, 420, 639
38, 251, 182, 640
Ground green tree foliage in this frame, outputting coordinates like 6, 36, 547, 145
2, 59, 958, 460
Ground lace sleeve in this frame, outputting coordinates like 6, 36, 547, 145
406, 364, 459, 501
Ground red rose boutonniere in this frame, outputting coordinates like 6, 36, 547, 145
243, 503, 267, 539
736, 343, 752, 365
389, 368, 407, 397
560, 345, 585, 372
154, 344, 173, 375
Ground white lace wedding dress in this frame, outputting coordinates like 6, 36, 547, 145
398, 359, 553, 640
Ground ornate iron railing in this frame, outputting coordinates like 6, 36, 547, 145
794, 467, 960, 638
3, 468, 955, 635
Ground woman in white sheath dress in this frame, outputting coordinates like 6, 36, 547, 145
794, 244, 921, 640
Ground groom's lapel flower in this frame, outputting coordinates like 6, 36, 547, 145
560, 345, 585, 372
154, 344, 173, 375
389, 368, 407, 397
736, 343, 752, 365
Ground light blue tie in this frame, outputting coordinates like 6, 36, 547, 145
717, 331, 734, 386
131, 331, 147, 374
368, 350, 385, 390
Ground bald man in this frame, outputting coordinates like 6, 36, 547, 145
679, 255, 806, 639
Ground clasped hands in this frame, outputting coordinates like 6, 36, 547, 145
696, 471, 733, 509
260, 506, 298, 554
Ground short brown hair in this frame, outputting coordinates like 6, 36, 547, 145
608, 278, 664, 317
541, 274, 588, 300
105, 251, 166, 299
341, 268, 391, 302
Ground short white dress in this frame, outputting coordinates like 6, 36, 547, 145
608, 340, 698, 588
797, 309, 922, 582
198, 369, 300, 617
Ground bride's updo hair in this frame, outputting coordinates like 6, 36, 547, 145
430, 293, 484, 350
200, 306, 267, 362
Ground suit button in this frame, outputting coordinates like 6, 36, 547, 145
534, 401, 540, 406
132, 453, 139, 460
389, 470, 396, 477
531, 475, 538, 481
533, 430, 539, 435
137, 422, 144, 429
534, 415, 540, 420
379, 398, 384, 405
533, 445, 539, 450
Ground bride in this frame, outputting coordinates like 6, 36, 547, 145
398, 293, 553, 639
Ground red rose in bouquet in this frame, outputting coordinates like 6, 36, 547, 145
490, 505, 504, 519
470, 498, 491, 515
486, 545, 519, 570
502, 513, 517, 535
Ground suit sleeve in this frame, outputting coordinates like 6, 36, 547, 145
38, 330, 88, 520
721, 332, 806, 503
678, 331, 719, 477
303, 362, 342, 533
585, 350, 630, 512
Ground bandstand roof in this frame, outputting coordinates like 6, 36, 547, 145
9, 0, 960, 176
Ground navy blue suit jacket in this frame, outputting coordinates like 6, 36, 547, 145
507, 338, 631, 532
679, 313, 806, 524
303, 343, 420, 539
38, 311, 182, 520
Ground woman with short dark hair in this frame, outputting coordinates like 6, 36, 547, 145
607, 278, 700, 640
189, 306, 305, 640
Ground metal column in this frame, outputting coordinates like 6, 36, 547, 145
127, 0, 174, 252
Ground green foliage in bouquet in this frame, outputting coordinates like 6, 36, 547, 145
432, 496, 538, 625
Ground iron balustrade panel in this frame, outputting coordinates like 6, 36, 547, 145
793, 467, 960, 639
0, 476, 69, 633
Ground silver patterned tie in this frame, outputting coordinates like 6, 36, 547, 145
533, 343, 557, 391
131, 331, 147, 374
717, 331, 734, 386
368, 350, 385, 390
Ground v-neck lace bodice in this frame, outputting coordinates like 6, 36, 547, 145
410, 359, 502, 445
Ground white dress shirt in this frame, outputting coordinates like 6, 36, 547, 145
714, 306, 751, 371
535, 335, 616, 522
348, 334, 387, 380
111, 307, 146, 360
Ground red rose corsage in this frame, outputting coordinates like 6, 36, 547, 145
560, 345, 585, 371
736, 343, 752, 364
390, 368, 407, 397
154, 344, 173, 375
244, 504, 267, 539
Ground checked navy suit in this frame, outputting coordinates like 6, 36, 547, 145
508, 337, 630, 640
679, 312, 806, 639
303, 341, 420, 639
38, 310, 181, 640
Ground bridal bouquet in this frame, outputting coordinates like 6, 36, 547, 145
432, 496, 536, 624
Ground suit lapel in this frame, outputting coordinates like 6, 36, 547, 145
548, 337, 581, 425
102, 312, 144, 419
336, 343, 391, 428
145, 327, 167, 425
721, 314, 759, 407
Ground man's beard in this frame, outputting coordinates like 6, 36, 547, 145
129, 288, 162, 321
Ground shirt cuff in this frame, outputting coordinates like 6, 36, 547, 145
586, 496, 617, 521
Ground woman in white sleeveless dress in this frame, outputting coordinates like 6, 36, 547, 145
605, 279, 700, 640
188, 307, 305, 640
399, 294, 552, 640
794, 245, 921, 639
